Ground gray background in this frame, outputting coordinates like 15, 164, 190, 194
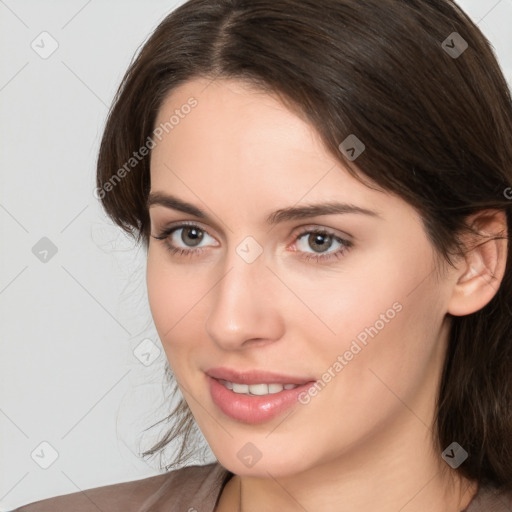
1, 0, 511, 509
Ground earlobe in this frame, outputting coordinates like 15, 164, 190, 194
447, 210, 508, 317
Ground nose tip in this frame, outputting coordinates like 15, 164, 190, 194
205, 262, 284, 350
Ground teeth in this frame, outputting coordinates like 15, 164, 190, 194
269, 383, 285, 393
232, 383, 249, 394
221, 380, 300, 395
246, 383, 269, 395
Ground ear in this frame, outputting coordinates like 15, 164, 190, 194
447, 209, 508, 317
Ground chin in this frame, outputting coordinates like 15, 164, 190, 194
211, 440, 317, 479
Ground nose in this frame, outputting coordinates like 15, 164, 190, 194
205, 254, 285, 351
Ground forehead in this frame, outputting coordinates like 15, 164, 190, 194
148, 77, 391, 220
151, 77, 326, 171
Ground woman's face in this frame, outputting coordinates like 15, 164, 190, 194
146, 77, 454, 477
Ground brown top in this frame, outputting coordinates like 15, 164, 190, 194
10, 462, 512, 511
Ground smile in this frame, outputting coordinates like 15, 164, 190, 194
219, 380, 300, 395
206, 369, 317, 424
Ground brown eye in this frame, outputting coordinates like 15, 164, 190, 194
307, 232, 333, 253
181, 226, 204, 247
293, 228, 352, 263
152, 223, 219, 256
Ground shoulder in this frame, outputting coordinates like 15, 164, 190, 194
10, 462, 232, 512
466, 483, 512, 512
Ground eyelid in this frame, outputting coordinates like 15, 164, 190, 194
288, 224, 354, 244
153, 220, 220, 244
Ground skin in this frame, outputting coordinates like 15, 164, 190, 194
146, 77, 507, 511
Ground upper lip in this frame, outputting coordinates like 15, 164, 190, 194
205, 367, 314, 385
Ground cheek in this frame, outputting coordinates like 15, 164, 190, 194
146, 248, 207, 355
292, 245, 442, 395
282, 250, 407, 347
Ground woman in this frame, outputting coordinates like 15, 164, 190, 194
13, 0, 512, 510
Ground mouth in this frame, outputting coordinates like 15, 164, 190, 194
205, 367, 316, 424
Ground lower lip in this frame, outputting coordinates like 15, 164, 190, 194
207, 376, 315, 424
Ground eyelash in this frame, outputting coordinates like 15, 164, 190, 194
151, 222, 353, 263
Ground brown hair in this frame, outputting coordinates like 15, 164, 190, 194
97, 0, 512, 491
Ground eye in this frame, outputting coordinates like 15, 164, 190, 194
292, 228, 353, 263
151, 223, 218, 257
151, 223, 352, 263
171, 226, 208, 247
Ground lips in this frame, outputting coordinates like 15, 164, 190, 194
205, 367, 317, 424
205, 367, 313, 385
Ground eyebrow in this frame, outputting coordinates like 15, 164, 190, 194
147, 192, 381, 224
